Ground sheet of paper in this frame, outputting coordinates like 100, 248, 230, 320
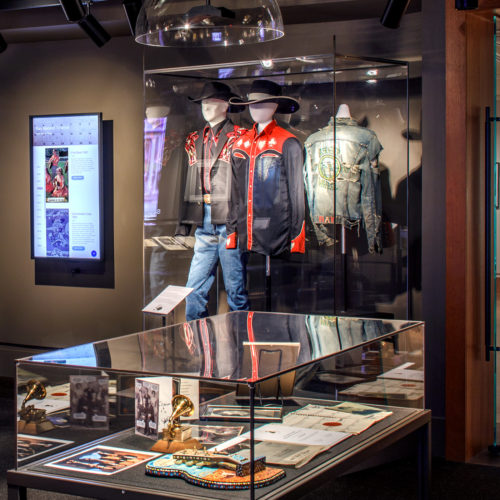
17, 383, 71, 414
378, 362, 424, 382
239, 423, 350, 447
339, 378, 424, 401
283, 403, 392, 435
211, 436, 329, 468
142, 285, 193, 315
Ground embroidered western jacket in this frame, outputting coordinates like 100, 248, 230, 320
303, 117, 383, 253
175, 120, 244, 236
226, 120, 306, 256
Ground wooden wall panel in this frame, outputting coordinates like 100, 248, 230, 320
445, 7, 495, 461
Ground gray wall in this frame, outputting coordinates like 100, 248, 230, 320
0, 14, 422, 370
0, 36, 144, 352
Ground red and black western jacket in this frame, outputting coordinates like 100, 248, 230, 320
176, 120, 244, 236
226, 120, 305, 255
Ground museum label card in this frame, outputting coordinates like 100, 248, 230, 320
142, 285, 193, 315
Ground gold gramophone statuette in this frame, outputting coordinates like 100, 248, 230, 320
151, 394, 201, 453
18, 379, 55, 434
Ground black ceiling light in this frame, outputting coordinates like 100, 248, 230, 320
59, 0, 111, 47
123, 0, 143, 36
455, 0, 478, 9
0, 33, 7, 53
380, 0, 412, 29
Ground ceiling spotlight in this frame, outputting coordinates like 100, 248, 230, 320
380, 0, 411, 29
59, 0, 111, 47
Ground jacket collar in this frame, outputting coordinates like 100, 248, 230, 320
252, 119, 278, 138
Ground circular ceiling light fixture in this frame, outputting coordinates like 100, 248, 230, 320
135, 0, 285, 47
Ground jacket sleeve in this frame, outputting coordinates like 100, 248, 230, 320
284, 137, 306, 253
360, 134, 383, 253
174, 142, 193, 237
225, 151, 239, 249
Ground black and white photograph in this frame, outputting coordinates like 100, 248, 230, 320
135, 378, 159, 438
70, 375, 109, 428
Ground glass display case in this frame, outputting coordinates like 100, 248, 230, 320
8, 312, 429, 499
142, 54, 413, 328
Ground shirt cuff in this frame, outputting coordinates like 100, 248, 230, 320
226, 232, 238, 249
290, 222, 305, 253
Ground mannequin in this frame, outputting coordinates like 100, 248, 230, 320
336, 103, 351, 118
303, 104, 383, 253
249, 101, 278, 133
201, 98, 228, 128
176, 82, 249, 321
226, 79, 305, 257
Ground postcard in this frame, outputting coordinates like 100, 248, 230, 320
18, 434, 73, 462
46, 445, 161, 475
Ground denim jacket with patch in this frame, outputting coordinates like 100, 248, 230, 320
304, 117, 383, 253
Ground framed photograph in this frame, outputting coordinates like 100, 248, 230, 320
201, 404, 282, 422
46, 445, 161, 475
18, 434, 73, 462
189, 424, 244, 446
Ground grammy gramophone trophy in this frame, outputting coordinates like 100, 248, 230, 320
151, 394, 201, 453
18, 379, 55, 434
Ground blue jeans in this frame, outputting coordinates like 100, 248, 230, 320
185, 205, 249, 321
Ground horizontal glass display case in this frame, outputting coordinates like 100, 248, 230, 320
9, 312, 429, 499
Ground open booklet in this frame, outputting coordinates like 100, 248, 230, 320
210, 422, 350, 469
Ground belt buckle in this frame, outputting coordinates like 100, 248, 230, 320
203, 194, 211, 204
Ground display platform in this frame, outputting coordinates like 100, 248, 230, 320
8, 311, 429, 499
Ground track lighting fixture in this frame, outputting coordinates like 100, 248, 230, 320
59, 0, 111, 47
380, 0, 411, 29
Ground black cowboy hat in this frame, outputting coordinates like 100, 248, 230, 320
229, 79, 300, 114
188, 81, 243, 113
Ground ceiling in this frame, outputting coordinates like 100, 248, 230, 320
0, 0, 421, 44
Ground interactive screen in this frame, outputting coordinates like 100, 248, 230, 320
30, 113, 103, 260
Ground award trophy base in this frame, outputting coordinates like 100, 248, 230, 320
151, 425, 201, 453
18, 419, 55, 435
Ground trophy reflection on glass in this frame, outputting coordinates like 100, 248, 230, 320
18, 380, 55, 434
151, 394, 201, 453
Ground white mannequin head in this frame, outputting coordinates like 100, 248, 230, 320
249, 102, 278, 132
201, 98, 229, 127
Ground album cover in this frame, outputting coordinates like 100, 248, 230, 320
135, 378, 163, 439
46, 445, 161, 475
17, 434, 73, 462
70, 375, 109, 428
